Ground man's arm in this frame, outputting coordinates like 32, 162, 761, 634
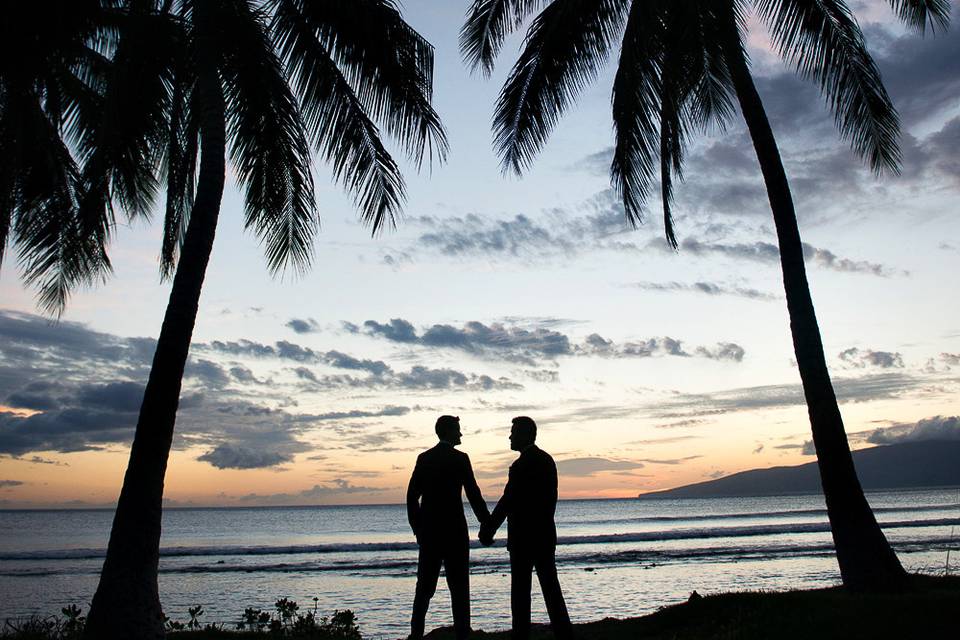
483, 464, 515, 539
406, 462, 422, 539
548, 456, 558, 506
463, 455, 490, 524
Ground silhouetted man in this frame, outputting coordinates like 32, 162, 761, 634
480, 416, 573, 640
407, 415, 489, 640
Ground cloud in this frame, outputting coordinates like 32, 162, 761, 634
940, 353, 960, 366
655, 419, 707, 429
294, 364, 522, 392
802, 245, 894, 277
626, 435, 702, 445
673, 238, 896, 276
0, 480, 23, 488
555, 457, 646, 477
336, 428, 421, 453
838, 348, 905, 369
230, 366, 260, 384
236, 479, 388, 505
358, 318, 744, 365
774, 443, 804, 451
197, 444, 295, 470
204, 334, 519, 390
422, 323, 572, 357
286, 318, 320, 334
0, 311, 502, 462
0, 406, 136, 455
204, 339, 281, 359
185, 359, 231, 388
695, 343, 746, 362
185, 403, 415, 469
0, 455, 64, 466
581, 334, 745, 362
76, 381, 144, 412
871, 24, 960, 128
322, 351, 391, 376
864, 415, 960, 446
370, 319, 564, 363
7, 381, 65, 411
358, 319, 418, 343
645, 372, 945, 422
640, 455, 703, 465
416, 213, 575, 259
630, 281, 778, 301
379, 193, 638, 267
361, 318, 571, 364
293, 367, 318, 383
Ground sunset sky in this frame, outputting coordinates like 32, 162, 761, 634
1, 1, 959, 508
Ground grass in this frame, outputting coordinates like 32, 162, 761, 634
426, 574, 960, 640
3, 575, 958, 640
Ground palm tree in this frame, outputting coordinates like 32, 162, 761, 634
81, 1, 447, 637
461, 0, 948, 591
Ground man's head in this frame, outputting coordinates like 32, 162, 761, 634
509, 416, 537, 451
435, 415, 462, 445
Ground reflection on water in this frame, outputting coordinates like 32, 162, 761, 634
1, 489, 957, 638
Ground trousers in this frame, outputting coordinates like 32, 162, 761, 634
509, 547, 573, 640
410, 539, 470, 639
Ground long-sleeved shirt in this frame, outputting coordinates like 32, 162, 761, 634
488, 444, 558, 552
407, 442, 489, 546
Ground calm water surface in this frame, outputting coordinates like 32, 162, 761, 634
1, 489, 958, 638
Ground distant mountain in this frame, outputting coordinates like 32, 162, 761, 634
638, 440, 960, 499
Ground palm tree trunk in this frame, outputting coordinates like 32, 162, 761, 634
718, 11, 905, 592
83, 64, 226, 639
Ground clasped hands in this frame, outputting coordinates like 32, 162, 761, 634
478, 518, 497, 547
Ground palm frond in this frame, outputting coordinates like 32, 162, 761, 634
0, 158, 12, 269
0, 194, 9, 269
12, 100, 111, 316
658, 4, 726, 248
17, 197, 112, 316
687, 7, 737, 133
274, 0, 448, 169
494, 0, 629, 175
75, 3, 177, 259
460, 0, 548, 76
160, 73, 199, 280
757, 0, 901, 174
887, 0, 950, 33
55, 61, 109, 155
658, 75, 689, 249
610, 0, 664, 233
218, 0, 318, 275
271, 1, 405, 233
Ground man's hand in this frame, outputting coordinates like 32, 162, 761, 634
478, 524, 495, 547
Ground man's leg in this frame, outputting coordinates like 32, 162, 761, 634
411, 546, 442, 639
534, 551, 573, 640
444, 540, 471, 640
509, 551, 534, 640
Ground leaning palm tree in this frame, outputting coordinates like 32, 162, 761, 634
462, 0, 948, 590
82, 1, 446, 637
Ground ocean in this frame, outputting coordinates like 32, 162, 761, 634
1, 489, 958, 638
